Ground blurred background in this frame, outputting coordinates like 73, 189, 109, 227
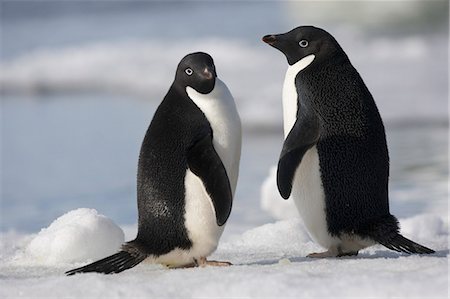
1, 1, 448, 239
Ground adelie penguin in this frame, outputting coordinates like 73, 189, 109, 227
262, 26, 434, 257
66, 52, 242, 275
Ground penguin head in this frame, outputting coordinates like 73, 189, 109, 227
262, 26, 342, 66
175, 52, 217, 94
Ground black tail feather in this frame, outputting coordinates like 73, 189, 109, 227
378, 233, 435, 255
357, 214, 435, 255
65, 243, 148, 275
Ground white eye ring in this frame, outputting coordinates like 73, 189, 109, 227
299, 40, 309, 48
185, 68, 193, 76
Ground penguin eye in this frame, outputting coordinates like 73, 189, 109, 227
299, 40, 309, 48
185, 68, 193, 76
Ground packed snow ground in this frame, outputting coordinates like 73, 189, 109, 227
1, 148, 448, 299
1, 207, 448, 298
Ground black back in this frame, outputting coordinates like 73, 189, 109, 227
298, 57, 390, 236
136, 88, 205, 254
135, 52, 232, 255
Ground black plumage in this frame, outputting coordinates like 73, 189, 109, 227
264, 26, 434, 255
297, 57, 391, 237
65, 52, 233, 275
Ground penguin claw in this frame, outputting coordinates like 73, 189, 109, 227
307, 249, 359, 258
203, 260, 233, 267
195, 257, 232, 267
168, 258, 232, 269
307, 252, 334, 258
168, 263, 197, 269
307, 250, 338, 258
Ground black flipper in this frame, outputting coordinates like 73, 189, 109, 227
187, 133, 232, 226
277, 91, 321, 199
356, 214, 435, 255
65, 242, 148, 275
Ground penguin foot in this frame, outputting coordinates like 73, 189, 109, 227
168, 258, 232, 269
203, 260, 233, 267
195, 257, 232, 267
337, 251, 359, 257
307, 249, 359, 258
307, 250, 337, 258
168, 262, 197, 269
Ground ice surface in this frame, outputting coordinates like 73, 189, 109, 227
19, 208, 124, 265
0, 213, 447, 298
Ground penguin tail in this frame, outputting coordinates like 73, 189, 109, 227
377, 233, 435, 255
65, 242, 148, 275
356, 214, 435, 255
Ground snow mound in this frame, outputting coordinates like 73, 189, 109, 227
24, 208, 124, 265
260, 166, 298, 220
399, 214, 448, 241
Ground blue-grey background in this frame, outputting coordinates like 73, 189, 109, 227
1, 1, 448, 237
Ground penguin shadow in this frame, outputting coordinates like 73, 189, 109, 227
238, 249, 449, 267
239, 255, 316, 267
357, 248, 449, 260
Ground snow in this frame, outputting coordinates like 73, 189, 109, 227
0, 214, 448, 298
0, 164, 447, 297
1, 183, 448, 298
260, 166, 298, 220
20, 208, 124, 265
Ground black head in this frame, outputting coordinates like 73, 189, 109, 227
174, 52, 217, 94
262, 26, 343, 66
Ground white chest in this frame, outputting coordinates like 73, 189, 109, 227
282, 55, 315, 138
187, 78, 242, 193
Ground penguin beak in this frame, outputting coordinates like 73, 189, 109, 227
262, 34, 277, 45
202, 66, 216, 80
262, 33, 289, 54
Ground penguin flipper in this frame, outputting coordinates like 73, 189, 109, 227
277, 146, 309, 199
187, 133, 233, 226
277, 115, 320, 199
65, 243, 148, 275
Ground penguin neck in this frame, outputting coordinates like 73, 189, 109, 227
282, 55, 315, 137
186, 78, 242, 194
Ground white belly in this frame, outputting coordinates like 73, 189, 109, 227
291, 146, 340, 249
184, 170, 225, 256
154, 169, 224, 267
